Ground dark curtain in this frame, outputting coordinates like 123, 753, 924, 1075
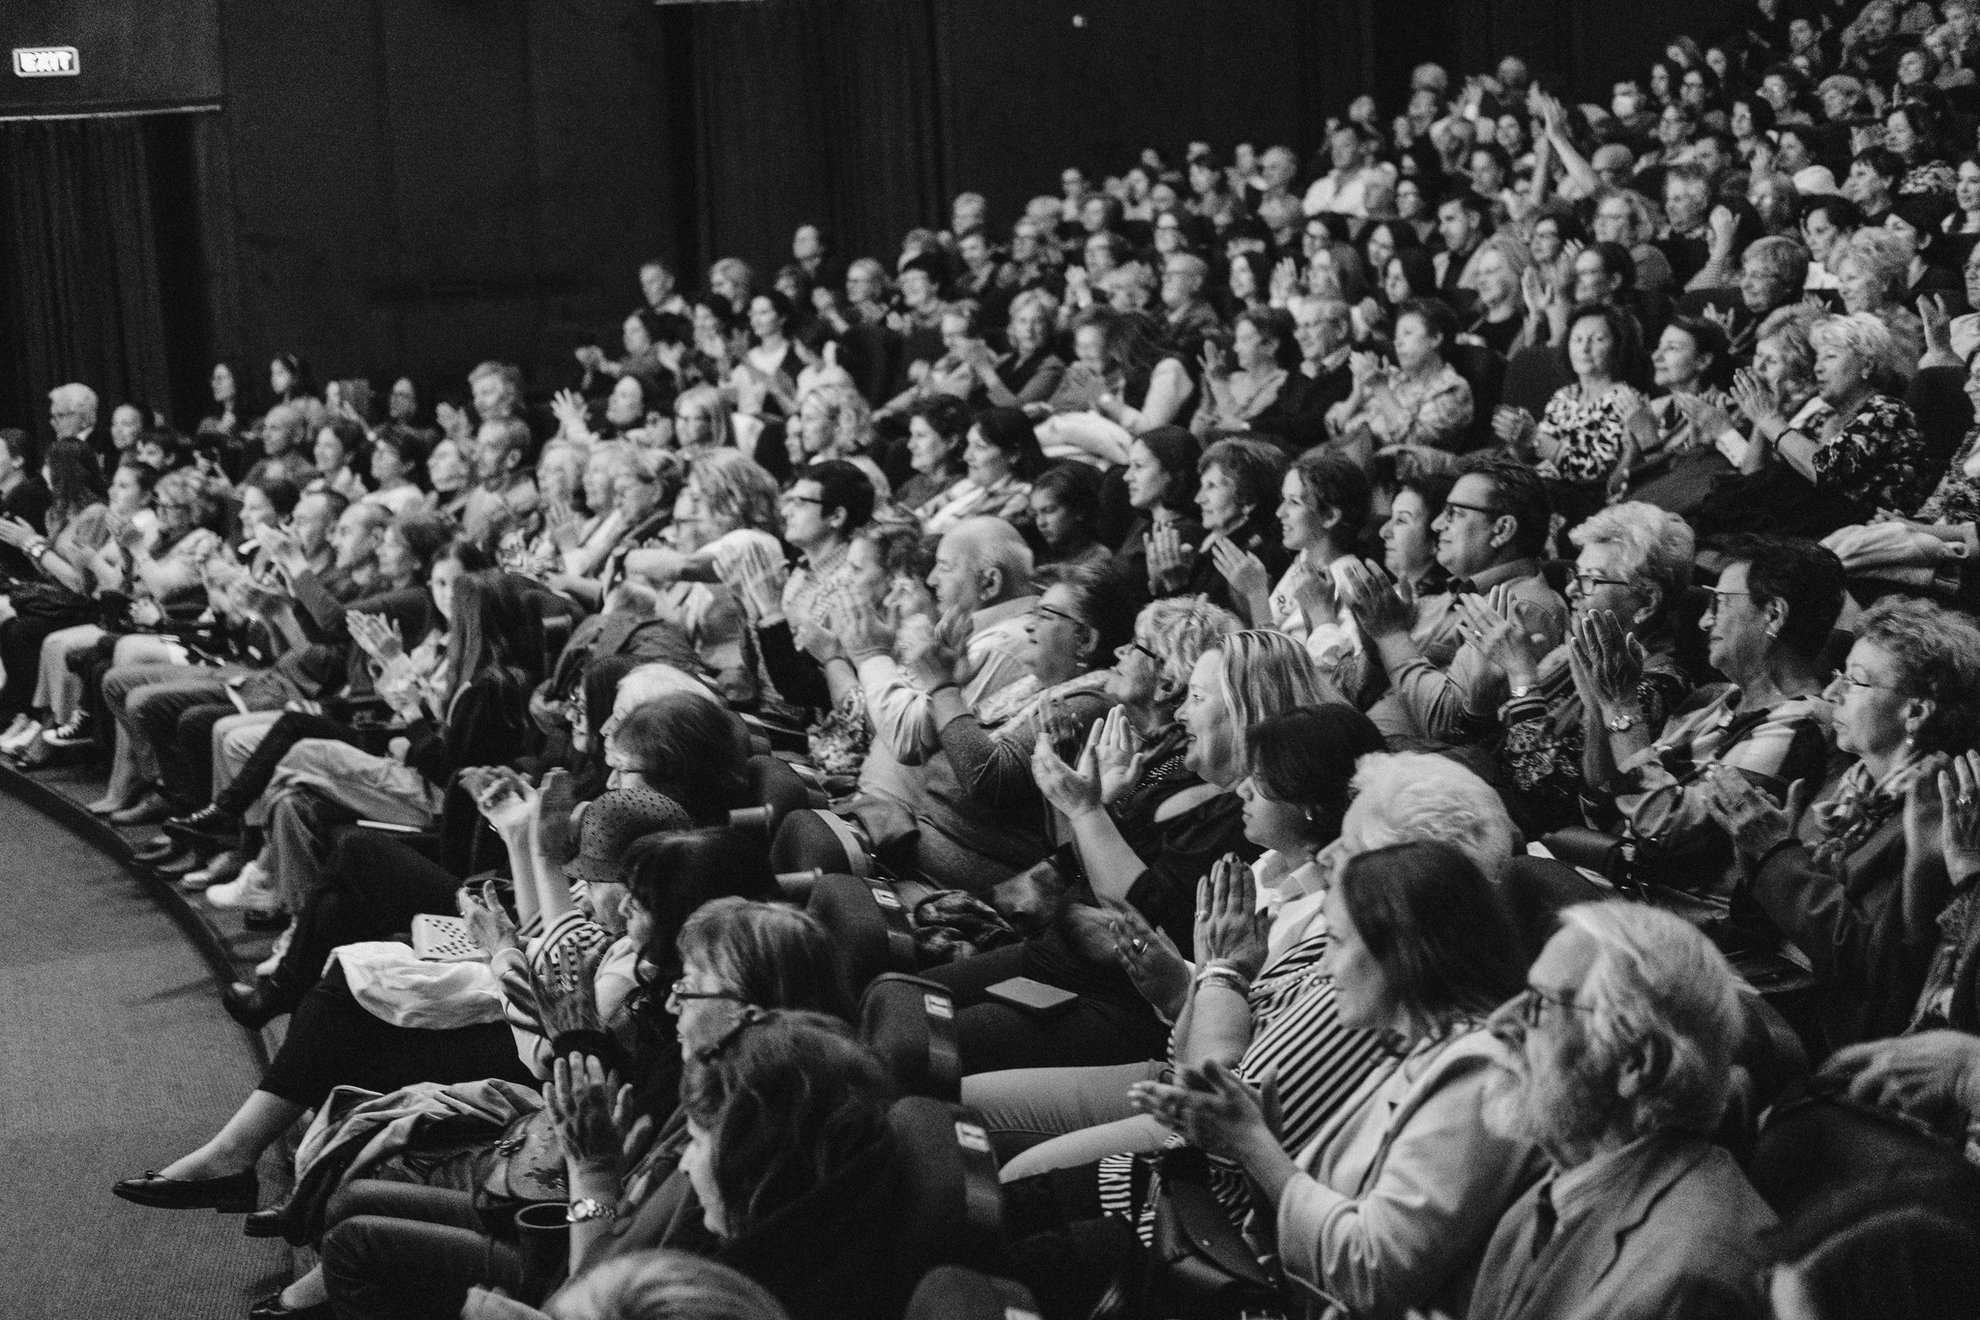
0, 117, 187, 437
681, 0, 946, 280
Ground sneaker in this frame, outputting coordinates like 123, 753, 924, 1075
0, 717, 42, 757
205, 860, 276, 910
254, 923, 295, 980
41, 711, 92, 748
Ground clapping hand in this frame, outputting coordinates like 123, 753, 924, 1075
1032, 729, 1104, 819
1145, 522, 1196, 593
906, 605, 971, 691
1493, 404, 1536, 446
1455, 587, 1551, 687
0, 516, 37, 550
467, 765, 540, 840
546, 1052, 627, 1169
1198, 340, 1230, 380
840, 600, 898, 662
458, 878, 519, 957
1336, 557, 1414, 637
1936, 752, 1980, 879
1128, 1060, 1282, 1161
1106, 900, 1192, 1019
1701, 767, 1809, 860
1195, 854, 1271, 982
551, 388, 591, 438
1820, 1030, 1980, 1121
1727, 367, 1781, 435
1208, 535, 1271, 602
1671, 391, 1737, 440
543, 500, 584, 551
1269, 256, 1301, 305
347, 610, 407, 664
1920, 293, 1955, 359
1085, 705, 1157, 805
1566, 609, 1645, 709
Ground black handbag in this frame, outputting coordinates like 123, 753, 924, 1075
1148, 1147, 1283, 1316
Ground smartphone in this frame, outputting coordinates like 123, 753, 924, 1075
984, 976, 1079, 1018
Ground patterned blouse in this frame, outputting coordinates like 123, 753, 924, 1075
1913, 425, 1980, 526
1808, 392, 1935, 516
1900, 159, 1958, 199
1534, 382, 1647, 487
1354, 361, 1475, 451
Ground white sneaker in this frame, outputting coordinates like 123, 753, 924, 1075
254, 922, 295, 979
205, 860, 276, 910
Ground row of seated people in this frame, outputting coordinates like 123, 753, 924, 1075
1, 2, 1978, 1315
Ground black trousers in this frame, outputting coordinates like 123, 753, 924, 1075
921, 925, 1170, 1074
268, 831, 467, 1003
322, 1181, 525, 1320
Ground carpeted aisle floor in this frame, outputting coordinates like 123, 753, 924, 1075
0, 792, 287, 1319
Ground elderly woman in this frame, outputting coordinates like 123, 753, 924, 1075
1498, 302, 1657, 537
1737, 311, 1934, 536
1163, 437, 1290, 622
1704, 597, 1980, 1052
1192, 308, 1292, 438
1327, 298, 1474, 470
1836, 228, 1928, 375
973, 289, 1066, 411
1466, 503, 1697, 835
1581, 534, 1843, 903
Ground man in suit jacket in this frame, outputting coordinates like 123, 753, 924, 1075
46, 381, 109, 484
1468, 902, 1776, 1320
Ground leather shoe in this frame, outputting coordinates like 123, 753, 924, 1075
134, 834, 183, 863
154, 847, 211, 876
109, 792, 173, 828
242, 906, 290, 933
241, 1204, 297, 1240
112, 1168, 258, 1212
165, 804, 244, 846
222, 980, 295, 1032
248, 1289, 330, 1320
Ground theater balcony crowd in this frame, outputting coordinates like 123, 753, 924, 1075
11, 0, 1980, 1316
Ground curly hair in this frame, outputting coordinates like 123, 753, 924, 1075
689, 449, 782, 536
1568, 502, 1695, 616
1836, 229, 1912, 304
1136, 596, 1242, 699
796, 377, 874, 460
1853, 596, 1980, 754
1343, 751, 1517, 882
1557, 902, 1742, 1140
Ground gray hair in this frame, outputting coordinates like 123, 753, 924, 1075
1558, 902, 1742, 1140
1344, 751, 1516, 882
1744, 235, 1812, 289
1568, 502, 1695, 613
1810, 310, 1896, 378
1837, 228, 1912, 301
945, 516, 1034, 605
48, 383, 99, 425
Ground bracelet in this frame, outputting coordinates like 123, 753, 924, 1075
1194, 964, 1252, 997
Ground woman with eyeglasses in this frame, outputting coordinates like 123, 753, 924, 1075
1581, 533, 1843, 905
1463, 502, 1698, 836
291, 843, 809, 1320
1701, 595, 1980, 1052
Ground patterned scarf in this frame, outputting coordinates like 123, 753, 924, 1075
1809, 755, 1921, 868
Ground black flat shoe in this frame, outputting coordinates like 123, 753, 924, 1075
222, 981, 295, 1032
134, 834, 184, 863
112, 1168, 258, 1212
242, 907, 290, 933
165, 804, 243, 846
154, 847, 212, 876
248, 1289, 331, 1320
242, 1203, 299, 1241
110, 792, 173, 828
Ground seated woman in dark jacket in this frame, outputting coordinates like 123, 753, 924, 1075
1163, 436, 1292, 626
1703, 596, 1980, 1054
926, 628, 1330, 1075
296, 882, 846, 1320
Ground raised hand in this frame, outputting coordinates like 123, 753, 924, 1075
458, 878, 519, 956
1920, 293, 1955, 358
1493, 404, 1536, 446
546, 1052, 625, 1167
1336, 557, 1413, 637
1127, 1059, 1278, 1161
472, 766, 540, 839
1456, 590, 1549, 687
906, 605, 970, 691
1032, 729, 1104, 819
1144, 523, 1195, 592
839, 600, 898, 662
1569, 609, 1645, 707
1104, 899, 1191, 1017
1728, 367, 1781, 433
1208, 535, 1271, 603
1087, 705, 1157, 805
1702, 768, 1809, 860
1194, 853, 1271, 981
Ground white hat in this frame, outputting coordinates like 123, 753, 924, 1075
1793, 165, 1839, 196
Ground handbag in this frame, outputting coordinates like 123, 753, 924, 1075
473, 1106, 570, 1235
1148, 1147, 1283, 1315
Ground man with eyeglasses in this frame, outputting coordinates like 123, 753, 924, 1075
1346, 455, 1567, 751
1471, 902, 1774, 1320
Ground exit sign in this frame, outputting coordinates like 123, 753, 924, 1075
12, 47, 80, 78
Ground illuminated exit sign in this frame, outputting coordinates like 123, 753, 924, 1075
12, 47, 80, 77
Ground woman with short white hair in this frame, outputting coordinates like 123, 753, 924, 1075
1733, 311, 1934, 534
1835, 228, 1926, 375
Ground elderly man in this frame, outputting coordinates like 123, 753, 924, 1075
46, 382, 106, 478
1158, 253, 1219, 351
845, 516, 1040, 886
1347, 455, 1568, 750
1471, 902, 1775, 1320
1255, 295, 1356, 453
245, 403, 318, 489
460, 417, 539, 549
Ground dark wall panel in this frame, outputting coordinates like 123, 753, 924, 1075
0, 0, 221, 118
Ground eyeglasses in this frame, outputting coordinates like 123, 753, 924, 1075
670, 977, 747, 1005
692, 1005, 768, 1063
1700, 586, 1755, 609
1571, 571, 1633, 592
1441, 498, 1505, 520
1515, 985, 1597, 1029
1829, 669, 1902, 693
1117, 639, 1161, 663
781, 492, 824, 507
1033, 602, 1084, 626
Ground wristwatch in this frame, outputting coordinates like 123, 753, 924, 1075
566, 1197, 618, 1224
1605, 710, 1638, 733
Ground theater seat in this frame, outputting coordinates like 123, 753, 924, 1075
773, 807, 879, 897
808, 872, 919, 992
886, 1097, 1006, 1275
861, 973, 961, 1101
1503, 854, 1608, 961
728, 754, 811, 840
1718, 988, 1808, 1162
903, 1267, 1042, 1320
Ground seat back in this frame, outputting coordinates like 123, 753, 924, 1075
1500, 343, 1572, 417
1748, 1082, 1980, 1228
1718, 988, 1809, 1162
1503, 854, 1608, 962
861, 973, 961, 1101
728, 754, 811, 838
886, 1097, 1006, 1274
1446, 340, 1506, 450
903, 1267, 1042, 1320
772, 807, 877, 880
807, 872, 919, 991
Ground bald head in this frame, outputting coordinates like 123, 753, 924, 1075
929, 516, 1034, 614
